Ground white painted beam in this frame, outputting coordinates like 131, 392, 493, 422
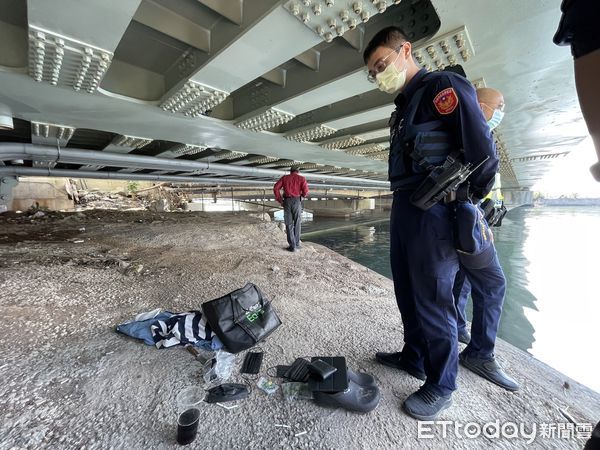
27, 0, 142, 52
189, 6, 320, 93
134, 0, 211, 53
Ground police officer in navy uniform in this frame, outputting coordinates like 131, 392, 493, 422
455, 87, 506, 345
364, 27, 502, 420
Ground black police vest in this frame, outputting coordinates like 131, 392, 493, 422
388, 79, 460, 191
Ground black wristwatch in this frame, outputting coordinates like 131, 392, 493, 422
591, 161, 600, 182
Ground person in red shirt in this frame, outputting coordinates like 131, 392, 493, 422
273, 167, 309, 251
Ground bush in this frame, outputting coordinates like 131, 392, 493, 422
127, 181, 140, 194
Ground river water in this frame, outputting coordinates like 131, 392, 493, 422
303, 206, 600, 393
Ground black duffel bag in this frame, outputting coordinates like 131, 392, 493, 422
201, 283, 282, 354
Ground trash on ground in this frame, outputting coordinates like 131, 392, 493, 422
205, 383, 249, 403
203, 350, 236, 387
282, 382, 312, 402
216, 402, 239, 411
257, 377, 279, 395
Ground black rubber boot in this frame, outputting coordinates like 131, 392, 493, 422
347, 368, 376, 387
313, 379, 380, 413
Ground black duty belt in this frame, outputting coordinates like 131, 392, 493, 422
394, 188, 456, 204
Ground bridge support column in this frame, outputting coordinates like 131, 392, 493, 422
503, 189, 534, 208
0, 176, 18, 213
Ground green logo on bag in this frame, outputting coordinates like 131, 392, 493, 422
246, 308, 264, 322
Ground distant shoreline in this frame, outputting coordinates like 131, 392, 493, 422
535, 198, 600, 206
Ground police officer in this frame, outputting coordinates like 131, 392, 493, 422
364, 27, 499, 420
455, 87, 506, 346
451, 89, 518, 393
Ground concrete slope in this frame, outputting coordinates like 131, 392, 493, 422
0, 210, 597, 449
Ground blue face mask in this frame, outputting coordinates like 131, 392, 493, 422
487, 109, 504, 131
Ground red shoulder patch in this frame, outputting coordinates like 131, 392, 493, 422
433, 88, 459, 115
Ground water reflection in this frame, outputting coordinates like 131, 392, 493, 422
305, 207, 600, 392
487, 208, 537, 353
505, 207, 600, 392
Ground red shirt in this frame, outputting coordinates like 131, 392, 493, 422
273, 172, 309, 203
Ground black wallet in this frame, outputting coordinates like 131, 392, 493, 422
308, 356, 348, 393
308, 359, 337, 381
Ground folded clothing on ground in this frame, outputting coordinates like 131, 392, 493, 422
116, 309, 223, 350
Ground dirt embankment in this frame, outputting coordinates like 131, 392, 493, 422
0, 210, 598, 449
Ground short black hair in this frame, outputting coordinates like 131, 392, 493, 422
290, 166, 299, 173
363, 26, 409, 63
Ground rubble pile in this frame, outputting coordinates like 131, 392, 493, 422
77, 190, 146, 211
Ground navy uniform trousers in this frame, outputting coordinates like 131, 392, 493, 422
453, 254, 506, 359
390, 190, 459, 397
454, 272, 471, 335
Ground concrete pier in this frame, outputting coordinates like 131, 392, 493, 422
0, 211, 597, 449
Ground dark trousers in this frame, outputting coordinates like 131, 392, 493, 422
453, 270, 471, 333
283, 197, 302, 248
390, 191, 459, 396
453, 254, 506, 360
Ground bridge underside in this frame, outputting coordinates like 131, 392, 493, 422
0, 0, 586, 195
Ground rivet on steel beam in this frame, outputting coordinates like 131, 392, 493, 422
439, 40, 450, 54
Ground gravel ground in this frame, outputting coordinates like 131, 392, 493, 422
0, 210, 598, 450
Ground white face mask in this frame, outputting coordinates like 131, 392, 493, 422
375, 51, 407, 94
487, 109, 504, 131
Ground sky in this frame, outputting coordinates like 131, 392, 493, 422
532, 137, 600, 198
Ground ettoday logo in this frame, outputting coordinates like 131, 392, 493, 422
418, 420, 593, 443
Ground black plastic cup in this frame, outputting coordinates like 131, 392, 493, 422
176, 408, 201, 445
175, 387, 204, 445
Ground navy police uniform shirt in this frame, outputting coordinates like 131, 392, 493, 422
391, 68, 499, 200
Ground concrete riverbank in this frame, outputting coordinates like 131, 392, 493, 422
0, 210, 598, 449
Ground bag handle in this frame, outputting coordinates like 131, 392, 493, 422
232, 284, 265, 312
